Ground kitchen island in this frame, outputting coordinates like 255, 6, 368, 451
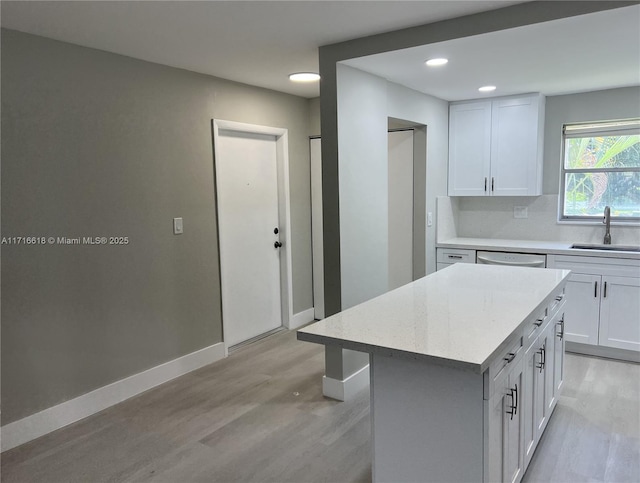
298, 263, 571, 483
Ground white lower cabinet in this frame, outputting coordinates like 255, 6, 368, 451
488, 354, 525, 483
547, 255, 640, 353
522, 308, 563, 470
599, 276, 640, 351
523, 335, 538, 468
553, 311, 565, 399
562, 273, 601, 344
486, 294, 565, 483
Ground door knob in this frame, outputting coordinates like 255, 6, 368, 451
274, 241, 282, 249
274, 227, 279, 234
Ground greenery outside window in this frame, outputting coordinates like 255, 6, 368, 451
561, 119, 640, 222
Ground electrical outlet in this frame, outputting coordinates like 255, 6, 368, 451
427, 212, 433, 227
514, 206, 528, 219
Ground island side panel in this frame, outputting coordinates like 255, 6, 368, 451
371, 353, 485, 483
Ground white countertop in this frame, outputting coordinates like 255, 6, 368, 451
297, 264, 570, 373
438, 237, 640, 259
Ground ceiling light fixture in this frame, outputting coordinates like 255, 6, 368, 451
425, 58, 448, 67
289, 72, 320, 82
478, 85, 497, 92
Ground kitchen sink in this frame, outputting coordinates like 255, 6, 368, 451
571, 243, 640, 252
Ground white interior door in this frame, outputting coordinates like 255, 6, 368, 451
388, 129, 414, 290
310, 137, 324, 319
216, 129, 282, 347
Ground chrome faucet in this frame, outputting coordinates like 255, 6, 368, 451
603, 206, 612, 245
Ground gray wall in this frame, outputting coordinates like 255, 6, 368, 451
1, 29, 313, 424
543, 86, 640, 193
308, 97, 321, 137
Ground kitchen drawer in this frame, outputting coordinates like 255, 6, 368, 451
548, 288, 566, 316
436, 248, 476, 264
524, 308, 548, 347
485, 335, 524, 399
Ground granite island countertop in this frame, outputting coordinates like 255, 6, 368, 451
297, 264, 571, 373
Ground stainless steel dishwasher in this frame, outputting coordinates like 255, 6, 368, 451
476, 250, 547, 268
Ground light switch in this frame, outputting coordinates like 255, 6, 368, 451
514, 206, 528, 219
173, 217, 184, 235
427, 212, 433, 227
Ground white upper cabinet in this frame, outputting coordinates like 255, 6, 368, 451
448, 93, 545, 196
448, 101, 492, 196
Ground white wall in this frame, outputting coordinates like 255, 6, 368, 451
337, 64, 389, 308
336, 65, 449, 308
386, 82, 449, 275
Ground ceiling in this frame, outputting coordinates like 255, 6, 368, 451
1, 0, 524, 98
345, 5, 640, 101
1, 2, 638, 100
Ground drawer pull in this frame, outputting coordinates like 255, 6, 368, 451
447, 255, 463, 259
555, 294, 564, 302
503, 352, 516, 363
534, 318, 544, 327
556, 314, 565, 340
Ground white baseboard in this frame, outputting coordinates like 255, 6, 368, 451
322, 364, 370, 401
288, 307, 315, 330
1, 342, 226, 452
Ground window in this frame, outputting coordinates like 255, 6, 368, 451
561, 119, 640, 222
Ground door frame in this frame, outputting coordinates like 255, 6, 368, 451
212, 119, 294, 349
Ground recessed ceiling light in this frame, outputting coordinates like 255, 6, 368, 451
425, 58, 448, 67
478, 85, 497, 92
289, 72, 320, 82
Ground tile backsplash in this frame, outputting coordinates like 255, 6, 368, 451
437, 195, 640, 246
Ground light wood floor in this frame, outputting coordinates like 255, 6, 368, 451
2, 329, 638, 483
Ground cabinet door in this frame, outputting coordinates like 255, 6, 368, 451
599, 276, 640, 351
553, 311, 565, 401
533, 331, 550, 437
522, 339, 538, 469
504, 359, 525, 483
490, 95, 542, 196
448, 101, 491, 196
488, 388, 506, 483
564, 273, 601, 345
543, 320, 556, 415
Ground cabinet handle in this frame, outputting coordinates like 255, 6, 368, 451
556, 314, 565, 340
491, 177, 495, 192
484, 177, 488, 192
604, 281, 607, 298
506, 384, 518, 420
503, 352, 516, 363
534, 318, 544, 327
555, 294, 564, 302
594, 281, 598, 298
537, 346, 546, 373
